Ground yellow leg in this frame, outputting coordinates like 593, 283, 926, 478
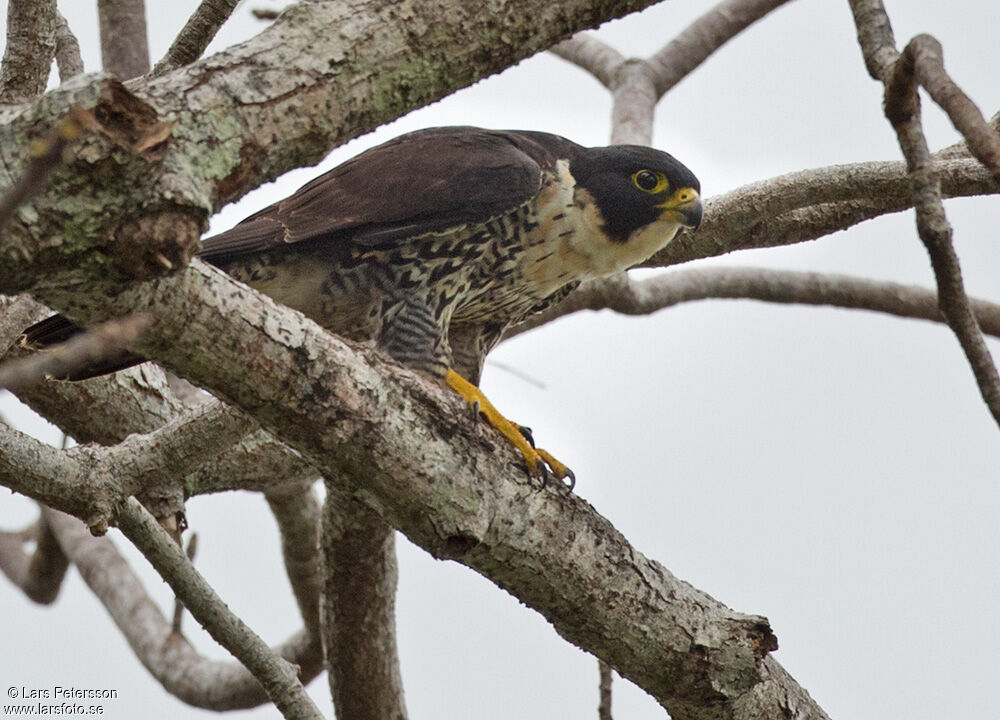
445, 369, 574, 486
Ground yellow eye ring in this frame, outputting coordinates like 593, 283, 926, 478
632, 170, 668, 194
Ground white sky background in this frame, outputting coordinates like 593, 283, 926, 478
2, 1, 999, 719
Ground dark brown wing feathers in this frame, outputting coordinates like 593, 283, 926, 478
198, 127, 584, 264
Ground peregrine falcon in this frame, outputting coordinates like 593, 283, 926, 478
24, 127, 702, 487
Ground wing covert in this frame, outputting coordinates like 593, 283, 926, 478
198, 127, 584, 264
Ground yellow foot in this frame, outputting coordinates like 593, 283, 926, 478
445, 369, 575, 490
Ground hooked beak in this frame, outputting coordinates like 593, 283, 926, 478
678, 196, 703, 232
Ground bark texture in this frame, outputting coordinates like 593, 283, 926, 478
0, 0, 57, 103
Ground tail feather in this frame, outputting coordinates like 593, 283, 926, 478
21, 314, 148, 381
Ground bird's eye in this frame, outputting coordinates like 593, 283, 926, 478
632, 170, 667, 193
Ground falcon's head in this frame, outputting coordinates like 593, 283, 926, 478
568, 145, 702, 273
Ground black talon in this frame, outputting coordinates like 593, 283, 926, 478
561, 468, 577, 493
518, 425, 535, 447
535, 460, 549, 490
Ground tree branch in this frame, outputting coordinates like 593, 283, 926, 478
322, 485, 407, 720
0, 0, 57, 103
645, 155, 996, 267
647, 0, 795, 98
115, 497, 324, 720
151, 0, 240, 77
552, 0, 796, 145
0, 314, 151, 390
598, 660, 613, 720
0, 296, 51, 353
97, 0, 150, 79
41, 506, 324, 711
850, 0, 1000, 427
895, 35, 1000, 183
505, 266, 1000, 340
171, 532, 198, 634
609, 59, 658, 145
0, 515, 69, 604
266, 483, 323, 638
53, 12, 85, 82
0, 393, 256, 532
550, 33, 624, 88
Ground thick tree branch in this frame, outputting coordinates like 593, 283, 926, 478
322, 486, 407, 720
0, 0, 57, 103
41, 506, 324, 711
97, 0, 150, 79
849, 0, 1000, 427
151, 0, 240, 77
505, 267, 1000, 340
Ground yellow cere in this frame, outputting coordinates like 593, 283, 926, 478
657, 187, 699, 209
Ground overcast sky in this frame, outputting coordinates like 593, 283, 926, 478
2, 1, 999, 719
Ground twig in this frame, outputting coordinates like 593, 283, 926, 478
1, 314, 152, 390
484, 359, 547, 389
849, 0, 1000, 428
116, 498, 325, 720
598, 660, 613, 720
505, 266, 1000, 340
647, 0, 795, 98
892, 35, 1000, 183
53, 11, 85, 81
151, 0, 241, 77
551, 0, 795, 145
0, 107, 95, 232
42, 506, 324, 710
97, 0, 150, 79
171, 532, 199, 634
0, 0, 57, 103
